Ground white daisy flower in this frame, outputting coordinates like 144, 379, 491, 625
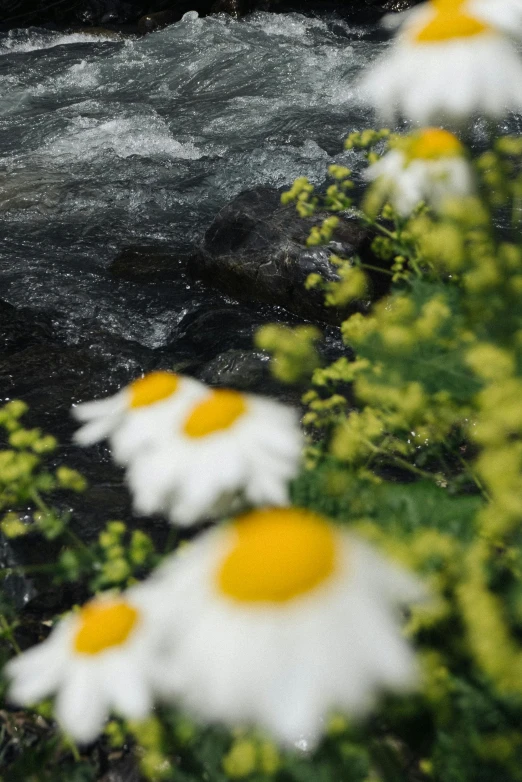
126, 388, 303, 525
5, 585, 166, 744
154, 507, 425, 746
365, 128, 474, 216
360, 0, 522, 124
72, 371, 206, 465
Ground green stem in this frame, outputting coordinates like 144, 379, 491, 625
392, 455, 439, 481
29, 487, 52, 515
363, 439, 436, 481
164, 527, 179, 555
456, 454, 491, 501
60, 734, 81, 762
30, 489, 95, 561
0, 613, 21, 654
371, 221, 397, 240
360, 263, 394, 277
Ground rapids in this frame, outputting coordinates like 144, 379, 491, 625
0, 12, 383, 351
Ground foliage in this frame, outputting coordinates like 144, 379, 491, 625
256, 129, 522, 781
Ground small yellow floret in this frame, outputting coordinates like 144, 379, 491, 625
407, 128, 463, 161
74, 600, 139, 655
129, 372, 180, 408
183, 389, 247, 438
216, 507, 339, 603
413, 8, 489, 43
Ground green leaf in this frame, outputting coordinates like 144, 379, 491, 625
293, 466, 482, 543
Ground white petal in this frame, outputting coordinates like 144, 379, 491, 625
54, 665, 108, 744
73, 416, 119, 447
245, 472, 290, 507
102, 656, 153, 720
6, 642, 67, 705
72, 394, 126, 422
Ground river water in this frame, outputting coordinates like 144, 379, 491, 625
0, 11, 383, 352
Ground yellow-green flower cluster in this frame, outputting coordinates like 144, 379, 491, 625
270, 113, 522, 780
0, 401, 86, 540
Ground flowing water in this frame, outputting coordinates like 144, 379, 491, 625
0, 11, 384, 352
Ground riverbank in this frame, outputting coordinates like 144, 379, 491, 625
0, 0, 418, 33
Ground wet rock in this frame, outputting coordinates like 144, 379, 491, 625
210, 0, 249, 18
0, 303, 164, 505
0, 534, 37, 611
138, 6, 189, 32
72, 25, 126, 36
189, 187, 386, 324
0, 300, 56, 356
0, 0, 421, 31
0, 0, 146, 28
172, 303, 281, 363
196, 348, 270, 390
369, 0, 417, 10
195, 348, 304, 406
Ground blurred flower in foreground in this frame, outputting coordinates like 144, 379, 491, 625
126, 389, 303, 525
360, 0, 522, 124
72, 371, 205, 464
155, 507, 425, 746
5, 586, 164, 744
365, 128, 474, 216
383, 0, 522, 36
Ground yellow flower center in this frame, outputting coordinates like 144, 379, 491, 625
432, 0, 465, 9
129, 372, 180, 408
183, 389, 247, 438
216, 507, 339, 603
406, 128, 464, 161
73, 600, 139, 655
413, 6, 490, 43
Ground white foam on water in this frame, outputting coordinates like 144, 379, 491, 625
39, 114, 202, 162
0, 28, 127, 55
244, 11, 329, 39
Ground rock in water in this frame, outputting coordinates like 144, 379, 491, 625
189, 187, 385, 324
